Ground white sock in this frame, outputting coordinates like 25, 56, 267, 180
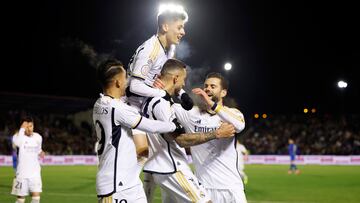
31, 196, 40, 203
16, 198, 25, 203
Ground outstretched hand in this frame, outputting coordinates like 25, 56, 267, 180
192, 88, 214, 107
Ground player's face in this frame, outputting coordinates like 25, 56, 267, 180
203, 78, 227, 103
174, 69, 187, 95
25, 122, 34, 136
166, 19, 185, 45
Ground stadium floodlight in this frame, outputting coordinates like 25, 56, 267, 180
158, 3, 188, 23
224, 62, 232, 71
337, 80, 348, 89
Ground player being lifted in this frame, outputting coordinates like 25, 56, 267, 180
93, 59, 182, 203
127, 3, 192, 159
173, 72, 248, 203
11, 117, 45, 203
142, 59, 236, 203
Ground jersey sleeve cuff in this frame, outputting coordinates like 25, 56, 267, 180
132, 116, 143, 129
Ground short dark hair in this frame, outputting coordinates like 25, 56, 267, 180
205, 72, 229, 90
20, 116, 33, 124
97, 59, 124, 88
160, 59, 186, 76
158, 11, 187, 30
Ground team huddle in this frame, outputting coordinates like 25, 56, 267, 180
93, 4, 247, 203
9, 3, 247, 203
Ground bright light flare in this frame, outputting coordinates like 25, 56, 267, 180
337, 80, 348, 89
224, 63, 232, 71
158, 3, 188, 22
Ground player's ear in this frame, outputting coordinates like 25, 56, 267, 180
221, 89, 227, 98
173, 75, 179, 84
162, 23, 169, 32
115, 79, 121, 88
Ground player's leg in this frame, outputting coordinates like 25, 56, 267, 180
143, 172, 156, 203
153, 169, 212, 203
29, 177, 42, 203
30, 193, 40, 203
11, 177, 29, 203
160, 186, 177, 203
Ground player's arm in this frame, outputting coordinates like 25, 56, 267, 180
151, 99, 233, 147
12, 122, 27, 147
129, 78, 166, 97
115, 102, 176, 134
38, 135, 45, 158
192, 88, 245, 133
173, 122, 236, 148
214, 106, 245, 133
171, 104, 235, 147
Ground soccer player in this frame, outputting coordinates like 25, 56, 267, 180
11, 117, 45, 203
288, 138, 300, 174
173, 72, 248, 203
236, 140, 249, 185
142, 59, 236, 203
127, 3, 192, 159
93, 59, 181, 203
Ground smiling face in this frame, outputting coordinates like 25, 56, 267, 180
164, 19, 186, 45
203, 77, 227, 104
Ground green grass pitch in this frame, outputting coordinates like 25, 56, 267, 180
1, 165, 359, 202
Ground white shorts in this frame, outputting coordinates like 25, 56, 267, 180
11, 177, 42, 196
206, 187, 247, 203
98, 184, 147, 203
152, 170, 211, 203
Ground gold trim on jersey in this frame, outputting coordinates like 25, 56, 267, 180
131, 116, 142, 129
99, 195, 112, 203
222, 107, 245, 123
175, 171, 199, 203
214, 104, 223, 113
149, 40, 160, 62
130, 73, 146, 80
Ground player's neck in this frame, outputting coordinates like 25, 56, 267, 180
157, 34, 169, 50
103, 88, 121, 99
163, 83, 175, 96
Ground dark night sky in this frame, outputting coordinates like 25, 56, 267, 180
2, 0, 359, 115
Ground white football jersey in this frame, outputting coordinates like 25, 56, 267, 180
93, 94, 177, 197
174, 104, 246, 190
12, 128, 42, 179
128, 35, 172, 86
93, 95, 143, 197
142, 95, 189, 174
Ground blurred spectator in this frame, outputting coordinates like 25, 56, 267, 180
1, 110, 360, 155
0, 109, 96, 155
240, 114, 360, 155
